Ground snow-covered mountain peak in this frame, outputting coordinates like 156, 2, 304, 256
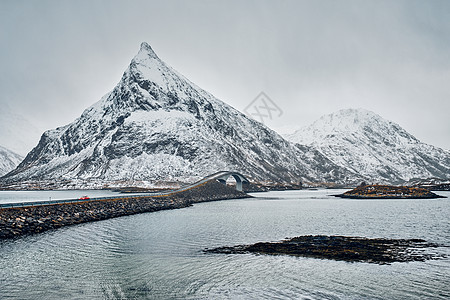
284, 108, 450, 183
138, 42, 159, 59
118, 42, 215, 111
3, 42, 359, 186
132, 42, 163, 71
79, 42, 213, 122
289, 108, 419, 147
314, 108, 387, 132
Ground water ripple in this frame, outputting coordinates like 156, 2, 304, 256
1, 190, 449, 299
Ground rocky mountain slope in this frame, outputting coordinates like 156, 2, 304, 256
0, 146, 23, 177
285, 109, 450, 184
2, 43, 359, 186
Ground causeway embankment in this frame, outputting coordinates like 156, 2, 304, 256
0, 180, 249, 239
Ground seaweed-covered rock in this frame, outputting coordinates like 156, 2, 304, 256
205, 235, 448, 264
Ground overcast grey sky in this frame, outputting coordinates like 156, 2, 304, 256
1, 0, 449, 155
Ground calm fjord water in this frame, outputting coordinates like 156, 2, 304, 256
0, 190, 449, 299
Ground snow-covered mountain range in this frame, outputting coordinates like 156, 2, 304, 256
284, 109, 450, 184
2, 42, 358, 186
0, 146, 23, 177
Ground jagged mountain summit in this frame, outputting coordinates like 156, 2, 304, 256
0, 146, 23, 177
285, 109, 450, 184
3, 42, 358, 186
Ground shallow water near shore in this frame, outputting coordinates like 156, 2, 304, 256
1, 189, 449, 299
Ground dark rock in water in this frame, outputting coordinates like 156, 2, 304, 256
205, 235, 448, 264
334, 185, 446, 199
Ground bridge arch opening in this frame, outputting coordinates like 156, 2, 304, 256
215, 172, 249, 192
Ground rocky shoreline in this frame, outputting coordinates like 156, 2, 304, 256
0, 180, 249, 239
334, 185, 446, 199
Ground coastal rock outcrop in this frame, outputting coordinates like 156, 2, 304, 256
334, 184, 446, 199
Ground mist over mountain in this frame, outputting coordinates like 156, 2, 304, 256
3, 42, 358, 186
285, 109, 450, 184
0, 146, 23, 177
0, 104, 42, 156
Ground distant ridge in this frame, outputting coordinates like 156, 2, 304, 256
285, 108, 450, 184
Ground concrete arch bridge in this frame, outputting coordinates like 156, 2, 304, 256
207, 171, 250, 192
